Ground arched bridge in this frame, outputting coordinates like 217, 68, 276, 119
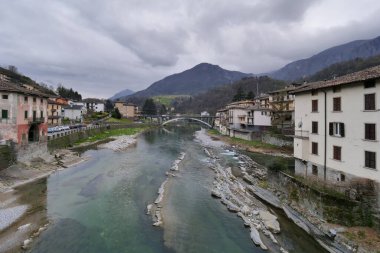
162, 117, 213, 128
141, 114, 215, 128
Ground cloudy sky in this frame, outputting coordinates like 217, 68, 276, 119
1, 0, 380, 98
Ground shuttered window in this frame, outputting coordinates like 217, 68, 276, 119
312, 99, 318, 112
364, 93, 375, 110
333, 97, 341, 111
329, 122, 345, 137
365, 151, 376, 169
312, 142, 318, 155
333, 146, 342, 161
1, 110, 8, 119
312, 121, 318, 134
365, 123, 376, 140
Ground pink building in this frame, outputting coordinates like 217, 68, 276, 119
0, 80, 49, 146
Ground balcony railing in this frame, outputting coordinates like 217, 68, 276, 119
28, 117, 45, 124
294, 130, 309, 139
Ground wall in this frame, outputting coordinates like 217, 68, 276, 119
0, 144, 16, 170
262, 133, 293, 147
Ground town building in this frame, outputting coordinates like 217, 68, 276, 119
293, 66, 380, 185
47, 98, 64, 126
216, 100, 272, 141
255, 94, 271, 109
114, 101, 139, 118
0, 80, 49, 146
268, 85, 299, 129
82, 98, 105, 113
62, 105, 83, 122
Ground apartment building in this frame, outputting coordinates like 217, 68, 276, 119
293, 66, 380, 184
47, 99, 64, 126
0, 80, 49, 145
114, 101, 139, 118
82, 98, 105, 113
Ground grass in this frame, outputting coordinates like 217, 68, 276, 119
207, 129, 220, 135
229, 137, 278, 149
153, 95, 190, 107
106, 117, 133, 124
75, 127, 146, 145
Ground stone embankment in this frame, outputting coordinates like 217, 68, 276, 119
148, 152, 186, 227
203, 145, 352, 253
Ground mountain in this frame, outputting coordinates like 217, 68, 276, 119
109, 88, 134, 101
126, 63, 252, 99
270, 36, 380, 81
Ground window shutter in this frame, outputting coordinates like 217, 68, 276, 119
340, 123, 345, 137
329, 123, 333, 135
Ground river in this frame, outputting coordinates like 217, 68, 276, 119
28, 126, 326, 253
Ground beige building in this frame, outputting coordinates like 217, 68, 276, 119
47, 99, 63, 126
115, 101, 139, 118
293, 66, 380, 185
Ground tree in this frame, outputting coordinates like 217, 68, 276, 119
105, 99, 114, 112
142, 98, 157, 115
111, 108, 122, 119
246, 91, 255, 100
159, 104, 167, 115
57, 84, 82, 101
232, 86, 246, 102
8, 65, 18, 74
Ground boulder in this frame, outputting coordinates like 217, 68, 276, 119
259, 210, 280, 234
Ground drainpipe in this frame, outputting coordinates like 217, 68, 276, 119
323, 90, 327, 181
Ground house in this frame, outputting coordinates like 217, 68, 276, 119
268, 85, 300, 129
47, 98, 64, 126
215, 108, 229, 135
114, 101, 139, 118
217, 100, 272, 141
82, 98, 105, 113
62, 105, 83, 122
200, 111, 210, 116
255, 94, 271, 109
0, 80, 49, 146
293, 66, 380, 185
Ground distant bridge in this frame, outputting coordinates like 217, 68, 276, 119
141, 115, 216, 128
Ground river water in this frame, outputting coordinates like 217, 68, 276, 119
28, 126, 326, 253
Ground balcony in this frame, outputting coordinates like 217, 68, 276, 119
294, 130, 309, 139
28, 117, 45, 124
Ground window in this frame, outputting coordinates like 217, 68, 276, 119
24, 111, 28, 119
340, 174, 345, 182
365, 151, 376, 169
2, 94, 8, 99
40, 99, 43, 103
1, 109, 8, 119
24, 96, 28, 102
33, 97, 36, 103
312, 142, 318, 155
312, 99, 318, 112
365, 124, 376, 140
312, 121, 318, 134
333, 97, 341, 111
333, 146, 342, 161
312, 165, 318, 175
364, 79, 376, 88
41, 111, 43, 118
311, 90, 318, 96
364, 93, 375, 110
329, 122, 345, 137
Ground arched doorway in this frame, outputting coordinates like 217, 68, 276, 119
28, 124, 39, 142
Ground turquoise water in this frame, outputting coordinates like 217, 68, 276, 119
29, 127, 325, 253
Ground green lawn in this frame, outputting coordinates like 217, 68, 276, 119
106, 117, 133, 124
75, 127, 146, 145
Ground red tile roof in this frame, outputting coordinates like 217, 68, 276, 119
0, 80, 51, 97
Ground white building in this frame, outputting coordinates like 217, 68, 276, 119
293, 66, 380, 184
82, 98, 105, 113
62, 105, 83, 122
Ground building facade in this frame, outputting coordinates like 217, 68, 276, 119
83, 98, 105, 113
47, 99, 63, 126
293, 66, 380, 185
0, 80, 49, 146
62, 105, 83, 122
115, 101, 138, 118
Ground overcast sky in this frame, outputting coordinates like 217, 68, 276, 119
1, 0, 380, 98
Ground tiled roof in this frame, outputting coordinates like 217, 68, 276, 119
293, 65, 380, 94
82, 98, 104, 103
0, 80, 50, 97
63, 105, 83, 110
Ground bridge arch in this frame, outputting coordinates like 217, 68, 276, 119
162, 117, 212, 128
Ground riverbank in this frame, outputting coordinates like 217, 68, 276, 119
205, 129, 380, 253
207, 129, 292, 157
0, 127, 145, 253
